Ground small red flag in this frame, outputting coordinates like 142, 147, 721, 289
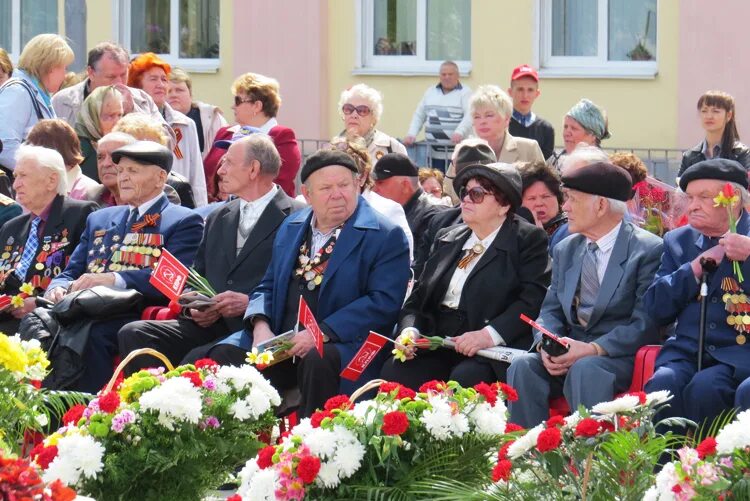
520, 313, 562, 340
149, 249, 189, 301
298, 296, 324, 357
340, 331, 390, 381
0, 295, 11, 310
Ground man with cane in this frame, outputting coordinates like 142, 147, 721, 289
646, 158, 750, 426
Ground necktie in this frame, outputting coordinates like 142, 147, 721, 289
126, 209, 139, 230
577, 242, 600, 326
239, 204, 253, 240
16, 217, 41, 280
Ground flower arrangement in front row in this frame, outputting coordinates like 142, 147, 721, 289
0, 451, 78, 500
234, 379, 518, 501
32, 359, 281, 501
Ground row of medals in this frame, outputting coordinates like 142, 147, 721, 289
722, 277, 749, 345
295, 242, 333, 291
87, 233, 163, 273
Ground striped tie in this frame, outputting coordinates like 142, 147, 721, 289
577, 242, 599, 326
16, 217, 41, 280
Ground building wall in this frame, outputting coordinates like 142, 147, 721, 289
327, 0, 680, 150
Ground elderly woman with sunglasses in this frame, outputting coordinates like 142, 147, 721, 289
204, 72, 301, 200
337, 84, 407, 164
380, 161, 550, 390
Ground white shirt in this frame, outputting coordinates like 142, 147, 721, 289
257, 117, 278, 134
587, 221, 622, 284
237, 185, 279, 253
441, 225, 506, 346
113, 193, 167, 288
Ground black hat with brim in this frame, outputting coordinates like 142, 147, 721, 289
453, 162, 522, 209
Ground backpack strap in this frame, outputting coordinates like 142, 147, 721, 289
0, 78, 45, 120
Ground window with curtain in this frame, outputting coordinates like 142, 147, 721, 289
362, 0, 471, 73
0, 0, 58, 57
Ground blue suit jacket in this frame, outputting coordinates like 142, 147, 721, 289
223, 196, 411, 394
49, 194, 204, 303
536, 221, 663, 357
646, 211, 750, 379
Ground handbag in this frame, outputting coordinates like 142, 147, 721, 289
51, 286, 144, 325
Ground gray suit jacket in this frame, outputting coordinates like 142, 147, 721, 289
535, 221, 663, 358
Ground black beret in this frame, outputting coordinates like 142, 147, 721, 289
561, 162, 632, 201
111, 141, 173, 173
453, 162, 523, 210
372, 153, 418, 180
679, 158, 748, 191
453, 143, 497, 174
300, 150, 359, 184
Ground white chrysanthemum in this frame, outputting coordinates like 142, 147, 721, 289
305, 428, 338, 458
316, 461, 342, 488
138, 377, 202, 429
591, 394, 640, 415
507, 424, 544, 459
469, 401, 507, 436
561, 411, 582, 431
331, 427, 366, 477
237, 463, 276, 501
420, 395, 468, 440
42, 434, 104, 486
230, 399, 252, 421
716, 414, 750, 454
644, 462, 678, 501
645, 390, 672, 406
350, 399, 395, 426
237, 459, 260, 488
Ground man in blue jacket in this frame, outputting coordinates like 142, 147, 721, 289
45, 141, 203, 392
209, 149, 411, 417
645, 158, 750, 425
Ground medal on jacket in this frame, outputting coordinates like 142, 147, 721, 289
721, 276, 749, 345
457, 243, 485, 270
294, 228, 340, 291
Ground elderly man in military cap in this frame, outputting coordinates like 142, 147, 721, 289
508, 162, 663, 427
208, 149, 411, 417
45, 140, 204, 392
646, 158, 750, 426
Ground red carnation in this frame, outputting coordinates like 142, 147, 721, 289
310, 410, 334, 428
546, 415, 565, 428
498, 440, 513, 460
697, 437, 717, 459
536, 426, 562, 452
574, 418, 601, 438
323, 395, 352, 411
98, 391, 120, 414
195, 358, 219, 370
474, 382, 498, 406
33, 445, 58, 469
627, 391, 647, 405
492, 459, 512, 482
297, 455, 321, 484
381, 411, 409, 436
379, 382, 416, 400
62, 404, 86, 425
256, 445, 276, 469
226, 495, 242, 501
48, 479, 77, 501
419, 380, 447, 393
505, 422, 524, 433
181, 370, 203, 387
600, 420, 615, 433
496, 382, 519, 402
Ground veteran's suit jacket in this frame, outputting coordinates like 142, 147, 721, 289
49, 194, 204, 303
400, 215, 550, 350
223, 196, 411, 394
194, 189, 306, 332
0, 195, 97, 295
536, 221, 663, 358
645, 211, 750, 380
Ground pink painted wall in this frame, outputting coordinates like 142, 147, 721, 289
232, 0, 329, 140
678, 1, 750, 149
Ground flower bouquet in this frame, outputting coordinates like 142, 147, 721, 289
714, 182, 745, 282
33, 349, 281, 501
632, 177, 689, 237
234, 378, 517, 501
0, 450, 79, 500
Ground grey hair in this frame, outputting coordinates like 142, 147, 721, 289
98, 132, 137, 149
239, 134, 281, 177
729, 182, 750, 206
605, 197, 628, 215
561, 143, 610, 174
15, 144, 67, 195
451, 137, 490, 162
338, 84, 384, 123
469, 85, 513, 120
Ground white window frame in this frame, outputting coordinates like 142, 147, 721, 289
536, 0, 658, 79
353, 0, 472, 76
3, 0, 59, 60
113, 0, 219, 73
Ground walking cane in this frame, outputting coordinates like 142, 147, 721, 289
697, 257, 718, 371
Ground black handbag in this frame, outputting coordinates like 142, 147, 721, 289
51, 286, 144, 325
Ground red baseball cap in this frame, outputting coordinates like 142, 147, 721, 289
510, 64, 539, 82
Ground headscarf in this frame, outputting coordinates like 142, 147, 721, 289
566, 98, 611, 140
75, 85, 121, 141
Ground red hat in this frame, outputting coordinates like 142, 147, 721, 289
510, 64, 539, 82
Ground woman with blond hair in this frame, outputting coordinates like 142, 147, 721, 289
0, 34, 74, 172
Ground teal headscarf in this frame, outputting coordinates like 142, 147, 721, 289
566, 98, 611, 140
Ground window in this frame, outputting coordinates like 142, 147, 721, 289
0, 0, 58, 58
356, 0, 471, 75
116, 0, 220, 72
539, 0, 657, 78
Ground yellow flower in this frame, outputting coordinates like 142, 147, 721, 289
246, 347, 274, 365
258, 350, 274, 365
391, 347, 407, 363
19, 282, 34, 295
714, 184, 740, 208
45, 432, 63, 446
0, 332, 28, 373
10, 295, 24, 308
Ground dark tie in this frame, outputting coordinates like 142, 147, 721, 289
126, 209, 139, 230
16, 217, 41, 279
577, 242, 600, 326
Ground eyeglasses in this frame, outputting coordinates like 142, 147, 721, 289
459, 186, 491, 204
342, 104, 372, 116
234, 96, 254, 107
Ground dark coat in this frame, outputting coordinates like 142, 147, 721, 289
678, 141, 750, 177
403, 188, 447, 276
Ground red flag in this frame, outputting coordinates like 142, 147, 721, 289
340, 331, 390, 381
298, 296, 324, 357
0, 295, 11, 310
519, 313, 561, 340
149, 249, 189, 301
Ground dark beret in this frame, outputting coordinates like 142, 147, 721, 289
679, 158, 748, 191
300, 150, 359, 184
561, 162, 632, 201
372, 153, 418, 180
453, 143, 497, 174
453, 162, 522, 210
111, 141, 173, 173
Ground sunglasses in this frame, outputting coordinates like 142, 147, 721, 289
234, 96, 254, 107
460, 186, 492, 204
342, 104, 372, 116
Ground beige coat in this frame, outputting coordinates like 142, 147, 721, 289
195, 101, 227, 160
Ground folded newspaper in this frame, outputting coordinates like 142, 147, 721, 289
254, 330, 296, 367
442, 339, 529, 363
